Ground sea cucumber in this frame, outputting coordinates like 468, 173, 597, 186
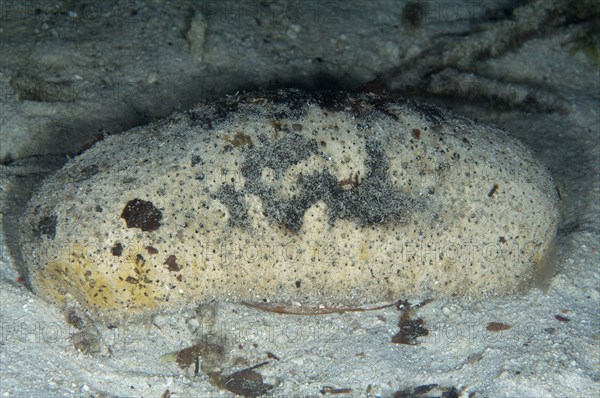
20, 89, 560, 321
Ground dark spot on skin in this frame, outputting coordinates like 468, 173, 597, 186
462, 137, 470, 145
146, 246, 158, 254
295, 280, 301, 288
555, 315, 570, 322
121, 199, 162, 232
191, 155, 203, 167
412, 128, 421, 139
35, 215, 57, 239
126, 276, 138, 284
499, 236, 506, 243
488, 184, 499, 197
111, 242, 123, 256
165, 255, 181, 272
95, 205, 103, 212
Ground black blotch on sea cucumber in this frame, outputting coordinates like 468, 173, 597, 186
111, 242, 123, 256
216, 133, 417, 232
191, 155, 203, 167
35, 215, 57, 239
164, 255, 181, 272
121, 199, 162, 232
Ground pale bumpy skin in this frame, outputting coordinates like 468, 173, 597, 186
20, 89, 559, 321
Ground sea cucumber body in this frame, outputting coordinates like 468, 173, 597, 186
20, 89, 559, 321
